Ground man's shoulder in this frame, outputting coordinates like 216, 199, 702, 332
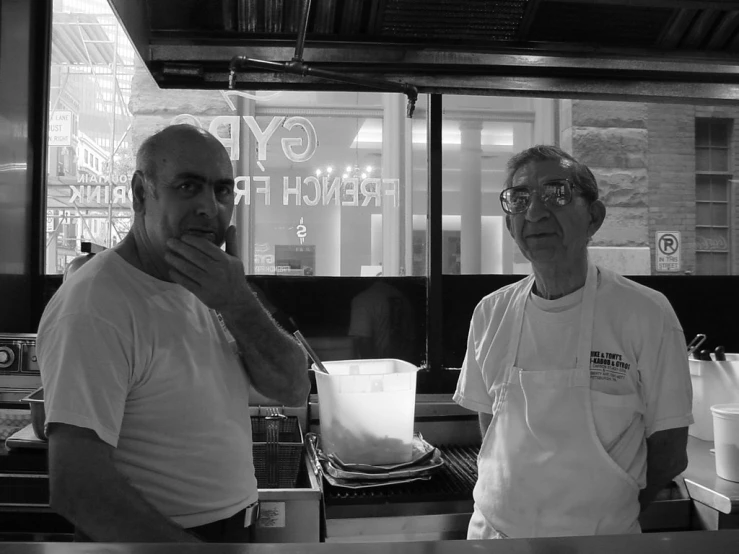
480, 276, 530, 305
43, 251, 143, 324
473, 276, 531, 320
597, 266, 677, 319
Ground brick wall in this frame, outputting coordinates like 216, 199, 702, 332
646, 104, 696, 274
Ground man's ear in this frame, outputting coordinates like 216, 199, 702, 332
131, 171, 147, 214
587, 200, 606, 238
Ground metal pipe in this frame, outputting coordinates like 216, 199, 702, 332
293, 0, 312, 62
228, 0, 418, 116
229, 56, 418, 117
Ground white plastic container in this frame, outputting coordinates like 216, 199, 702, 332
313, 358, 419, 465
689, 354, 739, 441
710, 404, 739, 482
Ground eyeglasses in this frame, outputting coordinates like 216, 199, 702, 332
499, 179, 577, 215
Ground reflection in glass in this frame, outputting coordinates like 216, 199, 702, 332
348, 281, 417, 361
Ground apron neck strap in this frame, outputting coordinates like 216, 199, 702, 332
507, 262, 599, 377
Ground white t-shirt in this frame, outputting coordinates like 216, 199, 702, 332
454, 266, 693, 488
37, 249, 258, 528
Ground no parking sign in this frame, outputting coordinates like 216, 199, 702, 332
655, 231, 681, 272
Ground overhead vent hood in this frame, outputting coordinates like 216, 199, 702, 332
107, 0, 739, 104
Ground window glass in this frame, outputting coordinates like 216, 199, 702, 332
439, 95, 534, 275
695, 119, 732, 276
696, 119, 710, 146
711, 149, 729, 172
45, 1, 738, 277
696, 178, 710, 201
44, 2, 427, 277
696, 148, 710, 171
46, 0, 135, 273
439, 99, 738, 276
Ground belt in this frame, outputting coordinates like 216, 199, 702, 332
243, 500, 261, 527
186, 500, 261, 542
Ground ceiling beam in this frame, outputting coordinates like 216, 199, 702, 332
704, 10, 739, 50
657, 9, 699, 48
680, 9, 721, 49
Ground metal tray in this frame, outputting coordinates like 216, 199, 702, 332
306, 433, 444, 482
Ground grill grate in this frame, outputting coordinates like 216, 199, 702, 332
324, 444, 479, 505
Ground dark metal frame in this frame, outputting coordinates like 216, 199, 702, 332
425, 95, 444, 381
30, 0, 54, 329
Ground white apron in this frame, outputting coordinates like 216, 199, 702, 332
468, 263, 641, 539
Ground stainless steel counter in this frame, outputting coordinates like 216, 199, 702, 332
1, 530, 739, 554
683, 436, 739, 515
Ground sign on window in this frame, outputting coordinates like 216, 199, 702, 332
49, 111, 72, 146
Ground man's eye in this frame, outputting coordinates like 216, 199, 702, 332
178, 182, 197, 191
217, 186, 234, 197
510, 191, 530, 205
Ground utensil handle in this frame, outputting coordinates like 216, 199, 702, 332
687, 333, 707, 354
293, 330, 330, 374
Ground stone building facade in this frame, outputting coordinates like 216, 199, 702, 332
563, 100, 739, 276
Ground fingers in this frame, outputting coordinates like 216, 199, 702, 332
164, 249, 206, 282
225, 226, 238, 258
167, 236, 219, 268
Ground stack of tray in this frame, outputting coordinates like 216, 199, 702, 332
305, 432, 444, 489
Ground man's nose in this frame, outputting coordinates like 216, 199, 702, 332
194, 188, 219, 218
524, 192, 550, 222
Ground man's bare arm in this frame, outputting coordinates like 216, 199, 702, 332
48, 423, 200, 543
639, 427, 689, 512
220, 292, 310, 406
165, 229, 310, 407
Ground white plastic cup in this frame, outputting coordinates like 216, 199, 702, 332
689, 354, 739, 441
710, 403, 739, 482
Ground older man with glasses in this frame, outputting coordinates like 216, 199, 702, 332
454, 145, 693, 540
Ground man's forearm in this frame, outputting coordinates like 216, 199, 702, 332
220, 294, 309, 406
638, 427, 689, 512
53, 464, 199, 542
638, 478, 673, 512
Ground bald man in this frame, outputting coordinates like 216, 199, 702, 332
37, 125, 310, 543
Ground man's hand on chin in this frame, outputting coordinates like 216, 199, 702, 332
164, 225, 254, 312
